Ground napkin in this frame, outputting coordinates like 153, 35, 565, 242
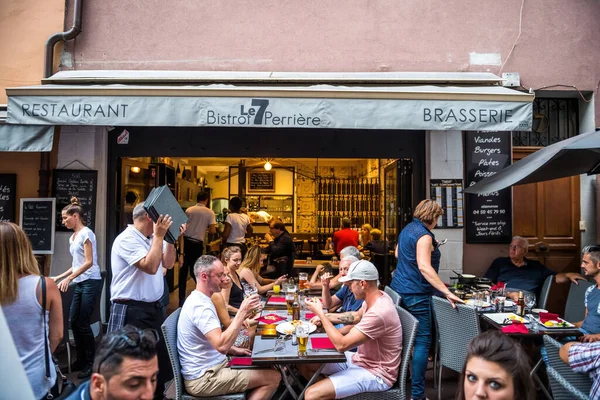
490, 282, 506, 290
267, 296, 286, 303
311, 337, 336, 349
539, 312, 560, 323
257, 314, 287, 324
229, 357, 253, 367
501, 321, 529, 334
305, 313, 316, 320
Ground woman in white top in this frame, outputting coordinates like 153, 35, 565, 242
1, 222, 63, 399
51, 197, 103, 379
221, 196, 252, 258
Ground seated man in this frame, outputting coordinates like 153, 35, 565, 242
573, 245, 600, 339
307, 246, 361, 291
66, 324, 159, 400
484, 236, 584, 300
301, 260, 402, 400
320, 256, 363, 322
560, 340, 600, 399
177, 255, 280, 400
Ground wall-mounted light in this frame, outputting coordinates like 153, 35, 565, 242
264, 160, 272, 171
130, 166, 141, 173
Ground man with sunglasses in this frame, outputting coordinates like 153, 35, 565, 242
484, 236, 584, 301
178, 255, 281, 399
66, 325, 159, 400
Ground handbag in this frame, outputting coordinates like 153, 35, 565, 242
41, 277, 77, 400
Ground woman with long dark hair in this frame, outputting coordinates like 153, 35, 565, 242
51, 197, 103, 378
457, 330, 535, 400
221, 196, 252, 258
1, 222, 63, 399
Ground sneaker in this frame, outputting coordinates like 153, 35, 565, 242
77, 365, 93, 379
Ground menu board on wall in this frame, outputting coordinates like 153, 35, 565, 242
465, 131, 512, 243
20, 198, 56, 254
0, 174, 17, 222
248, 171, 275, 192
52, 169, 98, 231
430, 179, 463, 228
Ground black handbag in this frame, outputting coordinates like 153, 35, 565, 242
41, 277, 77, 400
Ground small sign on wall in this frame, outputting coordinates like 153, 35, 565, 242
248, 171, 275, 192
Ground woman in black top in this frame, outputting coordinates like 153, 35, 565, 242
220, 246, 245, 313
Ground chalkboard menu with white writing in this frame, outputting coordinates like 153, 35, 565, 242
0, 174, 17, 222
20, 198, 55, 254
465, 131, 512, 243
248, 171, 275, 192
52, 169, 97, 231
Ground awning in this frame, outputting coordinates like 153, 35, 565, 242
6, 71, 534, 132
0, 108, 54, 152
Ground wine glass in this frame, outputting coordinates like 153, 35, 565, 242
524, 292, 537, 313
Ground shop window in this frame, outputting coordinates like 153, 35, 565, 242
512, 98, 579, 147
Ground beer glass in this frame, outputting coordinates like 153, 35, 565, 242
296, 323, 310, 357
299, 272, 308, 290
285, 292, 294, 315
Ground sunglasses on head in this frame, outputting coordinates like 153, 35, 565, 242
95, 328, 159, 373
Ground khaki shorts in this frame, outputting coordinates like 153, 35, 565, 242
184, 360, 250, 397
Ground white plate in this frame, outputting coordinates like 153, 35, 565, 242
276, 322, 317, 335
504, 300, 515, 307
483, 313, 524, 325
537, 318, 575, 329
465, 299, 491, 308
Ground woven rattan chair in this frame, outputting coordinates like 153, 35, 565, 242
564, 280, 594, 322
537, 275, 553, 309
384, 286, 402, 307
344, 305, 418, 400
546, 366, 590, 400
161, 308, 246, 400
543, 335, 592, 400
432, 295, 481, 400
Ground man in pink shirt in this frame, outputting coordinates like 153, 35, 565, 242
302, 260, 402, 399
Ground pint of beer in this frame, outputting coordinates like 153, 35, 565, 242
296, 323, 310, 357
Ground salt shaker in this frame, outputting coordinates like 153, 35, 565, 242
292, 331, 298, 346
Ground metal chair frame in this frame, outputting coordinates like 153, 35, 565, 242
543, 335, 592, 400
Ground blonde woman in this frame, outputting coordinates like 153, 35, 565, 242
51, 197, 103, 378
220, 246, 245, 314
239, 245, 287, 294
359, 223, 373, 248
1, 222, 63, 399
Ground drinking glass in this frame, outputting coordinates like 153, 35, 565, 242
524, 292, 536, 313
296, 323, 310, 357
306, 257, 313, 265
285, 292, 294, 315
473, 291, 483, 311
273, 284, 281, 294
243, 283, 260, 316
299, 272, 308, 290
495, 287, 506, 311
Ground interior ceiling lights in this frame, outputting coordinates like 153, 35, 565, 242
264, 160, 272, 171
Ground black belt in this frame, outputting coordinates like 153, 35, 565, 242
113, 299, 163, 309
184, 237, 204, 244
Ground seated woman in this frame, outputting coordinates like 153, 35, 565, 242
358, 223, 372, 250
219, 246, 245, 314
238, 245, 287, 294
364, 228, 388, 254
457, 330, 534, 400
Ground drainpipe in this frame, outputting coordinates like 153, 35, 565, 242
44, 0, 83, 78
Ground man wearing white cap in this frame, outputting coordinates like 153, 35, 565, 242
302, 260, 402, 399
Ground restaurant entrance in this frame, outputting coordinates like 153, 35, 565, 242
107, 126, 426, 292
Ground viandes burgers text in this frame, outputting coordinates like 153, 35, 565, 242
206, 99, 321, 127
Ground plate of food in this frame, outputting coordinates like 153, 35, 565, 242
483, 313, 524, 325
465, 299, 491, 308
276, 321, 317, 335
538, 318, 575, 329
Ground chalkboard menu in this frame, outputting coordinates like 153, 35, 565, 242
52, 169, 97, 231
248, 171, 275, 192
0, 174, 17, 222
465, 131, 512, 243
20, 198, 56, 254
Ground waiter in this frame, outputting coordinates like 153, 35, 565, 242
108, 203, 185, 399
180, 191, 216, 305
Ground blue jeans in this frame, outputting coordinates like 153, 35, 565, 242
70, 278, 103, 366
400, 294, 432, 400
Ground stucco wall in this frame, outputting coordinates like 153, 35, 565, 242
63, 0, 600, 120
0, 0, 65, 103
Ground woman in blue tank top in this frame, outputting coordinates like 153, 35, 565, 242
390, 199, 463, 400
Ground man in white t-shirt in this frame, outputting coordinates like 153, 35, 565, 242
302, 260, 402, 400
180, 191, 217, 305
109, 203, 185, 399
178, 255, 280, 399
